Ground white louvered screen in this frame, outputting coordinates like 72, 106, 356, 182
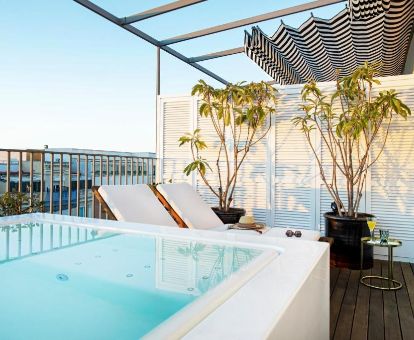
159, 97, 194, 185
232, 124, 268, 224
369, 75, 414, 260
158, 74, 414, 261
273, 88, 317, 230
195, 99, 224, 207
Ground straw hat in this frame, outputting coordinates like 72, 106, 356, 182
239, 215, 255, 224
233, 215, 265, 230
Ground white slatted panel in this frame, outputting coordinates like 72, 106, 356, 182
160, 98, 194, 184
369, 75, 414, 260
195, 99, 224, 207
158, 74, 414, 261
232, 123, 268, 223
274, 89, 316, 229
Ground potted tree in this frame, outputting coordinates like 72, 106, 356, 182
179, 80, 277, 224
293, 62, 411, 269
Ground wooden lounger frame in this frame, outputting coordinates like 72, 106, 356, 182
148, 185, 187, 228
91, 185, 187, 228
92, 186, 117, 220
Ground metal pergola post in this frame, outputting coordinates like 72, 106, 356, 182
155, 46, 161, 169
156, 47, 161, 96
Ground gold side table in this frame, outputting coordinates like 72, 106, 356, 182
360, 237, 402, 290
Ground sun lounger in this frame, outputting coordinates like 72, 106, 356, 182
92, 185, 178, 227
156, 183, 321, 241
93, 183, 322, 241
155, 183, 223, 230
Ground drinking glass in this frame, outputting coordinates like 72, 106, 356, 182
380, 229, 389, 244
367, 217, 377, 242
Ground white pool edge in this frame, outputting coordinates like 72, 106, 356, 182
0, 213, 330, 339
143, 250, 278, 339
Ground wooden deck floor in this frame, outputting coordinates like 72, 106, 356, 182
330, 260, 414, 340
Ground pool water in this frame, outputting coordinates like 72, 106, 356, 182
0, 223, 262, 339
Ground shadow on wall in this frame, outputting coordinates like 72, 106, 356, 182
370, 118, 414, 236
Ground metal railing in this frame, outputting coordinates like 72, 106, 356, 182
0, 148, 156, 219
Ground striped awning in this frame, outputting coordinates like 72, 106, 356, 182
244, 0, 414, 85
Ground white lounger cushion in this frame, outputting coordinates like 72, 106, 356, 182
157, 183, 320, 240
157, 183, 224, 230
98, 185, 177, 227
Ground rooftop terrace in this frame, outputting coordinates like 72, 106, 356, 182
2, 0, 414, 339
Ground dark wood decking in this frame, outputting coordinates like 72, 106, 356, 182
330, 261, 414, 340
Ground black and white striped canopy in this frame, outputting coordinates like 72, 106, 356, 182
244, 0, 414, 85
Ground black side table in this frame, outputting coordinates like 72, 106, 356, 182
360, 237, 402, 290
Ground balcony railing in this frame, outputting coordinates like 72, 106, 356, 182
0, 148, 156, 219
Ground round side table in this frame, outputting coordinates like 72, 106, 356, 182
360, 236, 402, 290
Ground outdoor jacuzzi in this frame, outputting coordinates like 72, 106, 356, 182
0, 214, 329, 340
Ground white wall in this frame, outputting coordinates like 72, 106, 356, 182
157, 75, 414, 262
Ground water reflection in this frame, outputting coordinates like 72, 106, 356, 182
0, 223, 263, 297
0, 223, 113, 263
156, 238, 262, 295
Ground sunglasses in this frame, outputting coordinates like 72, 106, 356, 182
285, 230, 302, 238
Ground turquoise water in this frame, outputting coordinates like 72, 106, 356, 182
0, 223, 262, 339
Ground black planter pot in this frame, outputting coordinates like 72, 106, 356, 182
325, 212, 374, 269
212, 207, 246, 224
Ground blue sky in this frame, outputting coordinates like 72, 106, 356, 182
0, 0, 345, 152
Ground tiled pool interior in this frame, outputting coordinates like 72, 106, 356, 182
0, 222, 263, 339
